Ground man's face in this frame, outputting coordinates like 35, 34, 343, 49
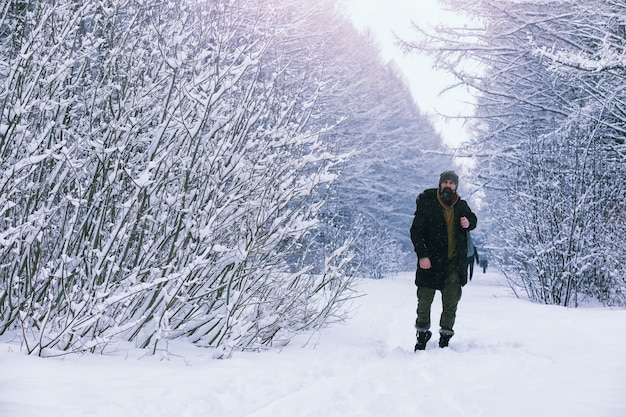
440, 180, 457, 192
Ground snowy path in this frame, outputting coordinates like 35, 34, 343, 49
2, 269, 626, 417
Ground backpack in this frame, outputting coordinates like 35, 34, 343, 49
467, 231, 479, 280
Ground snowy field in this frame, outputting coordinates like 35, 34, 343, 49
1, 268, 625, 417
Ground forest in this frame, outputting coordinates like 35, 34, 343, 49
1, 0, 624, 357
0, 0, 449, 356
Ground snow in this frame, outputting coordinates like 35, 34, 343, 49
2, 268, 625, 417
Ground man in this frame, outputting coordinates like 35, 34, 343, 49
480, 258, 489, 274
410, 171, 477, 350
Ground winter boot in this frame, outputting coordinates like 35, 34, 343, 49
414, 330, 432, 351
438, 332, 453, 348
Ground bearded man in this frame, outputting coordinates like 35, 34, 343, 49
410, 171, 477, 351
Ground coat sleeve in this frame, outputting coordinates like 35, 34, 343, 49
410, 195, 429, 258
458, 200, 477, 231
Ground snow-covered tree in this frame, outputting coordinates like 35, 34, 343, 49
401, 0, 626, 305
309, 17, 454, 277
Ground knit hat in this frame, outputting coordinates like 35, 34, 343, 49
439, 170, 459, 186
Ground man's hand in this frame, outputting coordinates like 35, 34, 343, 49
419, 257, 431, 270
460, 216, 470, 229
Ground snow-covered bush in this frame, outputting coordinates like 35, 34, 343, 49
0, 0, 356, 356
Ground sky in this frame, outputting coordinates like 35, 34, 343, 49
2, 269, 625, 417
345, 0, 476, 147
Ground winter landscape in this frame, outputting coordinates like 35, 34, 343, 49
3, 1, 626, 416
2, 268, 625, 417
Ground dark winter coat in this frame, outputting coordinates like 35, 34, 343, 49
410, 188, 477, 290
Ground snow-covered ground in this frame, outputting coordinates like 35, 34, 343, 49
2, 268, 625, 417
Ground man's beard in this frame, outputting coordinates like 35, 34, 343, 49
440, 187, 456, 205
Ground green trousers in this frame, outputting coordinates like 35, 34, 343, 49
415, 267, 462, 334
